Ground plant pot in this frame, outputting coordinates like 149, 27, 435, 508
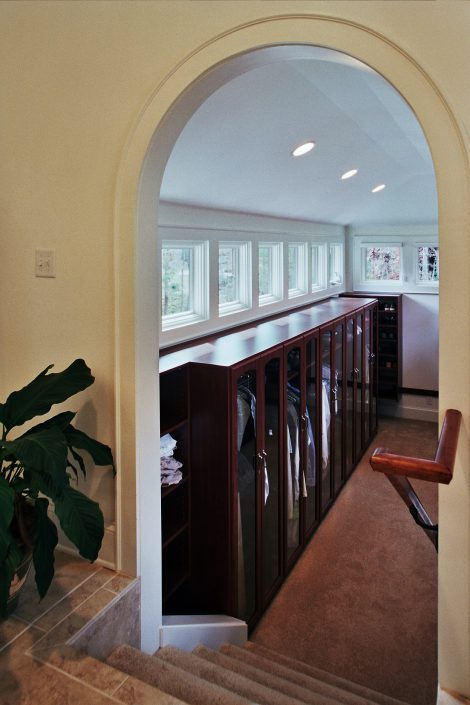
3, 499, 35, 619
5, 544, 33, 618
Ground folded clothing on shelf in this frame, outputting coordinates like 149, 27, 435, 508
160, 432, 183, 486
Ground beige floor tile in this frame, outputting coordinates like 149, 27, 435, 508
30, 588, 117, 653
34, 569, 115, 632
14, 552, 101, 624
104, 574, 137, 595
1, 657, 119, 705
0, 616, 32, 649
32, 645, 128, 695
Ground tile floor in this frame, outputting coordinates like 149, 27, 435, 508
0, 551, 141, 704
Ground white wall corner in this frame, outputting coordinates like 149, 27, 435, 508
438, 686, 470, 705
159, 615, 248, 652
53, 516, 117, 570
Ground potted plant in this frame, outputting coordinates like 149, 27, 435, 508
0, 359, 115, 617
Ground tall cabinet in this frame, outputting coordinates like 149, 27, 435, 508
341, 293, 401, 402
159, 297, 378, 629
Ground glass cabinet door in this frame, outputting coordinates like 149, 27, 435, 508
333, 323, 344, 495
286, 346, 302, 562
371, 305, 378, 432
364, 309, 372, 442
320, 330, 333, 512
345, 318, 355, 476
355, 314, 364, 460
262, 355, 282, 600
305, 336, 318, 535
236, 369, 257, 622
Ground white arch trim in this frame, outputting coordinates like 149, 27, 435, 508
114, 13, 470, 695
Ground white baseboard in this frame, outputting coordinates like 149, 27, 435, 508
160, 614, 247, 651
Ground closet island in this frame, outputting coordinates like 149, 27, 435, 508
160, 296, 378, 630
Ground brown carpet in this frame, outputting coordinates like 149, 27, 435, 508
252, 417, 438, 705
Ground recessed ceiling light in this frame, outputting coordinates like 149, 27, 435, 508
292, 141, 315, 157
341, 169, 358, 180
372, 184, 386, 193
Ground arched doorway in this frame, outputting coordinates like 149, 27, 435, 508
114, 14, 469, 696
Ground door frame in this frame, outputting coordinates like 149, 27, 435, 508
114, 14, 470, 697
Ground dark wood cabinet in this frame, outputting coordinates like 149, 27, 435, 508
159, 365, 191, 613
376, 295, 402, 401
341, 293, 402, 402
159, 297, 378, 629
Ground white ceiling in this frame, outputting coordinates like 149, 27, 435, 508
160, 47, 437, 227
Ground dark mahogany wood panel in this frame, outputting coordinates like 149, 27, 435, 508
370, 408, 461, 484
160, 298, 377, 372
188, 363, 232, 613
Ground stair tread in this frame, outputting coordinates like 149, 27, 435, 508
107, 644, 255, 705
156, 645, 309, 705
194, 643, 344, 705
35, 644, 188, 705
245, 642, 411, 705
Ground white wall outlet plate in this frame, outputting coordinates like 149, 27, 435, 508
35, 249, 56, 278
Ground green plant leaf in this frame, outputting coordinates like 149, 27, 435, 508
33, 498, 58, 599
3, 428, 69, 487
69, 447, 86, 478
0, 476, 15, 532
27, 468, 67, 503
0, 360, 93, 432
65, 426, 115, 475
54, 486, 104, 561
24, 411, 76, 435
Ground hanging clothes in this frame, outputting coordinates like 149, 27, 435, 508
237, 383, 269, 504
287, 383, 316, 488
321, 365, 332, 472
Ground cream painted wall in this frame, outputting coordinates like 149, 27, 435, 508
1, 0, 469, 695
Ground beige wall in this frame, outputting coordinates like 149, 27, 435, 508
1, 0, 469, 694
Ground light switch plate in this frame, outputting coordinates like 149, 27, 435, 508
35, 249, 56, 278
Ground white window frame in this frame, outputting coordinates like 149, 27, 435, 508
218, 241, 252, 316
158, 207, 346, 347
161, 239, 209, 331
359, 242, 403, 286
415, 242, 439, 287
258, 241, 283, 306
311, 243, 327, 292
328, 243, 344, 287
288, 242, 308, 299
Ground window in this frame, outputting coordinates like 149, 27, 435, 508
329, 244, 344, 286
417, 245, 439, 284
311, 244, 326, 291
161, 240, 208, 330
288, 243, 308, 298
361, 245, 402, 283
259, 242, 283, 305
218, 242, 251, 316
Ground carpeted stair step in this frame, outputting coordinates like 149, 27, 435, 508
194, 643, 345, 705
107, 644, 254, 705
155, 645, 309, 705
36, 645, 188, 705
244, 643, 410, 705
222, 643, 405, 705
